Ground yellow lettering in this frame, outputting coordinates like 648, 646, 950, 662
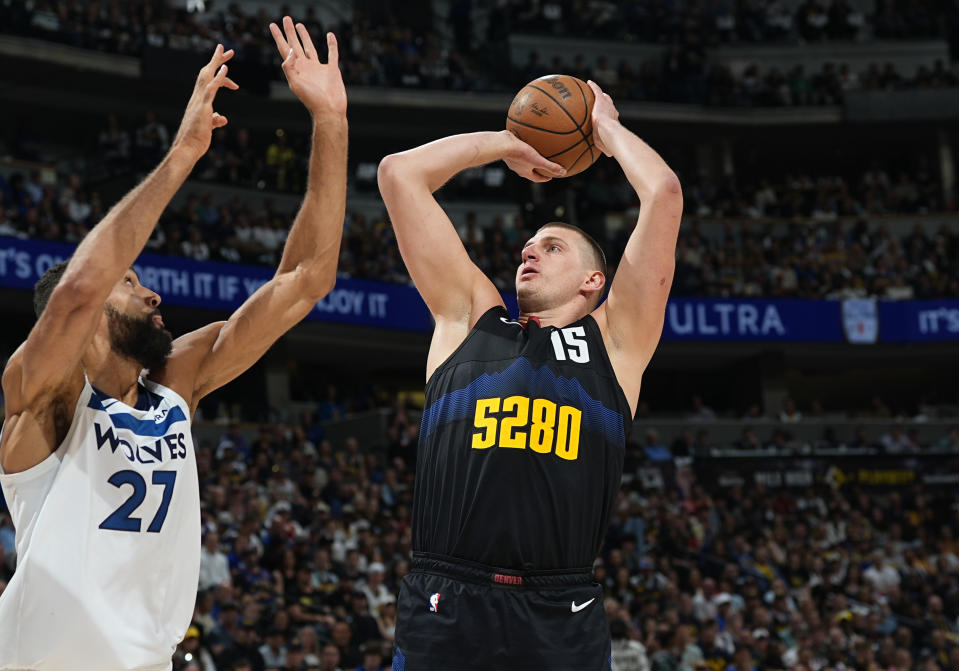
555, 406, 581, 460
470, 396, 581, 460
500, 396, 530, 449
472, 398, 500, 449
529, 399, 556, 453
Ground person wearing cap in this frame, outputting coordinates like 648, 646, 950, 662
359, 561, 392, 617
749, 629, 770, 665
178, 624, 218, 671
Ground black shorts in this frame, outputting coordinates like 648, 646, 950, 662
392, 553, 611, 671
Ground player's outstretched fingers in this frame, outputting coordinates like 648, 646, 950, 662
326, 32, 338, 67
206, 64, 237, 101
212, 112, 228, 128
218, 64, 240, 91
207, 44, 224, 69
283, 16, 304, 59
269, 22, 289, 56
295, 22, 317, 59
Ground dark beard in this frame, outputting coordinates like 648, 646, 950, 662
105, 305, 173, 371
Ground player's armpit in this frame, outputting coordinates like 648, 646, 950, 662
0, 350, 85, 473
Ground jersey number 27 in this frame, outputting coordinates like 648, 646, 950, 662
99, 470, 177, 533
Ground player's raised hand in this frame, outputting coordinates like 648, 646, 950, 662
270, 17, 346, 119
586, 80, 620, 157
502, 130, 567, 183
172, 44, 239, 161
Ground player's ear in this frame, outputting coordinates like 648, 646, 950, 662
581, 270, 605, 304
582, 270, 605, 293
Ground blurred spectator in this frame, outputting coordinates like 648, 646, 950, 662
265, 130, 298, 193
355, 641, 385, 671
863, 549, 901, 594
359, 562, 392, 617
880, 425, 912, 453
779, 398, 802, 423
319, 642, 343, 671
689, 395, 717, 421
611, 617, 651, 671
258, 628, 287, 669
199, 529, 232, 591
135, 110, 170, 168
98, 113, 131, 171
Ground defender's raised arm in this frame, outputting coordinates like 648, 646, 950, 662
157, 18, 349, 407
1, 45, 237, 474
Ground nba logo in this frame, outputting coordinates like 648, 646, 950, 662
429, 592, 441, 612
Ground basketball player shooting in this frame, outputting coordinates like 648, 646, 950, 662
0, 18, 346, 671
377, 81, 682, 670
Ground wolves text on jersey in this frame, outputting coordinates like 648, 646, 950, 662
94, 422, 188, 465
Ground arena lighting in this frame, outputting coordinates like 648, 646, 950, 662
184, 653, 193, 662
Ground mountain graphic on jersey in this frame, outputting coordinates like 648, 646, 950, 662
411, 306, 630, 569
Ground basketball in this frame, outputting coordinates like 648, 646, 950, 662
506, 74, 597, 177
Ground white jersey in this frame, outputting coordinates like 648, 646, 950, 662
0, 376, 200, 671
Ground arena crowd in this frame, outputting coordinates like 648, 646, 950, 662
4, 398, 958, 671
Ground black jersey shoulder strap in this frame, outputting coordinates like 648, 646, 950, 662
426, 306, 514, 388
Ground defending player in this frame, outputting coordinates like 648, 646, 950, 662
377, 82, 682, 669
0, 18, 346, 671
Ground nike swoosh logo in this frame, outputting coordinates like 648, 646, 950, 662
571, 598, 595, 613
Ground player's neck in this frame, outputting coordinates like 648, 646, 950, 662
518, 303, 588, 329
82, 341, 145, 406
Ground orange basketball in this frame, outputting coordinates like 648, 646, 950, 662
506, 74, 598, 177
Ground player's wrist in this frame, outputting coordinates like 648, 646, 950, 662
497, 129, 525, 157
593, 116, 622, 147
311, 114, 349, 136
166, 142, 205, 172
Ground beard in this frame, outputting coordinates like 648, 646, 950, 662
105, 305, 173, 371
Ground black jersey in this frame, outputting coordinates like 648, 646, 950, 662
412, 305, 631, 570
